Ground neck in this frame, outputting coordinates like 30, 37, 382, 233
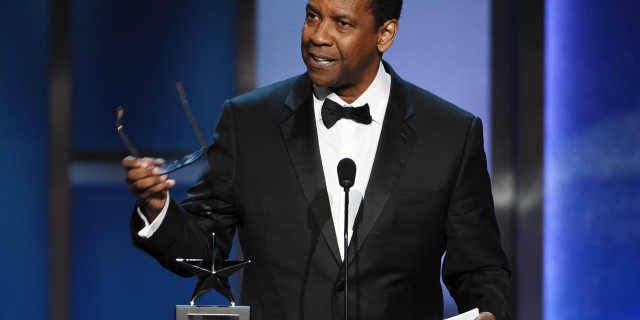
331, 60, 382, 104
331, 87, 364, 105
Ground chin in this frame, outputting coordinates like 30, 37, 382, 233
303, 60, 334, 87
307, 71, 338, 88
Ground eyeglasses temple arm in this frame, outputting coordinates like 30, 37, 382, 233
176, 82, 208, 148
117, 106, 141, 158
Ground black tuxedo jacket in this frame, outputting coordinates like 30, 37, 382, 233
131, 61, 511, 320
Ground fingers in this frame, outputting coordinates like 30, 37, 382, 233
126, 168, 173, 196
122, 156, 165, 169
126, 161, 160, 183
123, 156, 174, 201
475, 312, 495, 320
136, 175, 176, 200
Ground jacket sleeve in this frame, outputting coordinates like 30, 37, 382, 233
130, 100, 239, 277
441, 117, 512, 320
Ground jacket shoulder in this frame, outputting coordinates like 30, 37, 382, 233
228, 75, 300, 108
404, 81, 477, 123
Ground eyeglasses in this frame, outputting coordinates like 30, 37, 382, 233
117, 82, 208, 175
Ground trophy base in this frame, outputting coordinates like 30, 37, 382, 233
175, 305, 250, 320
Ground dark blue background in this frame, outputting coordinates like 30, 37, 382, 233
545, 0, 640, 319
72, 1, 236, 154
0, 1, 50, 319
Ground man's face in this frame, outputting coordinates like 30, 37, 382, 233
301, 0, 382, 100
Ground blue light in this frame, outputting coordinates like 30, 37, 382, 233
544, 1, 640, 319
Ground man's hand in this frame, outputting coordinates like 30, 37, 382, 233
122, 156, 176, 222
475, 312, 495, 320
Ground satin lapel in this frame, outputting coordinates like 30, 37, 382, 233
279, 75, 342, 263
347, 62, 417, 265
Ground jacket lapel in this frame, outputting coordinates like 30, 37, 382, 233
278, 63, 418, 266
279, 74, 342, 264
348, 61, 417, 265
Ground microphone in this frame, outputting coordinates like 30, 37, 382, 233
337, 158, 356, 190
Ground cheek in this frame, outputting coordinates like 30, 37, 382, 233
301, 26, 313, 44
337, 39, 357, 61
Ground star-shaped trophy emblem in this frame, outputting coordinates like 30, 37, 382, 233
176, 233, 250, 306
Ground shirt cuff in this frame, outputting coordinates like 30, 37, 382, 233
136, 192, 171, 239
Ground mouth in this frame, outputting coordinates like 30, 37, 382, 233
309, 53, 337, 66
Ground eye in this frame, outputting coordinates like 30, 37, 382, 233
306, 12, 319, 20
337, 20, 349, 27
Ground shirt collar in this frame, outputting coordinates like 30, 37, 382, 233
313, 62, 391, 124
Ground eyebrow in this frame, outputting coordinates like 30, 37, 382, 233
306, 3, 352, 21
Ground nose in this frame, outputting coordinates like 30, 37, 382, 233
310, 20, 332, 47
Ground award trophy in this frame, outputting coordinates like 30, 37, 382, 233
118, 83, 250, 319
174, 233, 250, 320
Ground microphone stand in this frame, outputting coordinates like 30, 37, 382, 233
337, 157, 355, 320
343, 183, 350, 320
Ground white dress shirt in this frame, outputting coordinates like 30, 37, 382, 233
139, 62, 392, 262
312, 62, 391, 260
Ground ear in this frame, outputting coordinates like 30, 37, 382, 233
377, 19, 398, 53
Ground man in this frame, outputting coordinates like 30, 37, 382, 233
123, 0, 511, 319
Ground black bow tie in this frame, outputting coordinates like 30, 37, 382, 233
321, 99, 372, 129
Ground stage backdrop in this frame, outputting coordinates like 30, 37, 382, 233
544, 1, 640, 319
0, 1, 50, 319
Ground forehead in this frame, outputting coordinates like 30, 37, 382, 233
307, 0, 370, 14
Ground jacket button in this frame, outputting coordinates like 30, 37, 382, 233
335, 281, 345, 292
